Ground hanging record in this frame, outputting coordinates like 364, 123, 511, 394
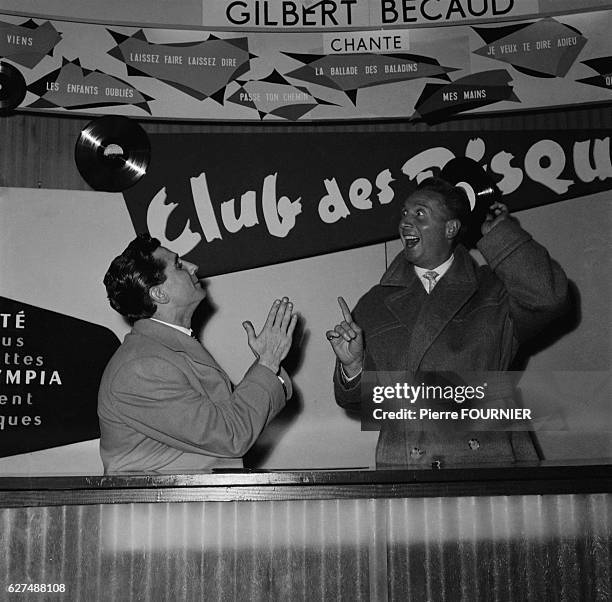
441, 157, 500, 247
0, 61, 27, 114
75, 115, 150, 192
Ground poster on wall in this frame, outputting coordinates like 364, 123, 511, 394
1, 3, 612, 121
123, 129, 612, 276
0, 297, 119, 457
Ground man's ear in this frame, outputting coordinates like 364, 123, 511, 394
445, 218, 461, 240
149, 285, 169, 305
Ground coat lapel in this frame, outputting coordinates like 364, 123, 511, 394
381, 247, 479, 372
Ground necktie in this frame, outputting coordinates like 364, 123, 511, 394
423, 270, 439, 293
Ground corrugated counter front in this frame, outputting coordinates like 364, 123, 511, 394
1, 463, 611, 601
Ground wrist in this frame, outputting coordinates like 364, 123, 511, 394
342, 358, 363, 378
258, 358, 280, 375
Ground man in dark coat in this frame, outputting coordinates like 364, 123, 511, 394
327, 177, 569, 467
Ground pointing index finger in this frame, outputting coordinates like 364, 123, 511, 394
338, 296, 353, 322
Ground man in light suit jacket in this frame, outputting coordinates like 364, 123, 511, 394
98, 234, 296, 473
327, 177, 569, 468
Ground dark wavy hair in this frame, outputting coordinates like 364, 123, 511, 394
103, 234, 167, 324
415, 177, 471, 232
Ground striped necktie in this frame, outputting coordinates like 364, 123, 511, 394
423, 270, 439, 293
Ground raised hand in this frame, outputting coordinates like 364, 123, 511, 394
243, 297, 298, 374
481, 201, 510, 236
325, 296, 364, 378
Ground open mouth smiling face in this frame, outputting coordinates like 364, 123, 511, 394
401, 230, 420, 248
399, 190, 454, 269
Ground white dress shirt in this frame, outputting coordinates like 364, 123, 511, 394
414, 254, 455, 293
150, 318, 193, 338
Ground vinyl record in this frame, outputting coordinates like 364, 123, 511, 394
441, 157, 500, 247
75, 115, 150, 192
441, 157, 499, 212
0, 61, 27, 114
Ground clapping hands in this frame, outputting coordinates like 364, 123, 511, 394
243, 297, 297, 374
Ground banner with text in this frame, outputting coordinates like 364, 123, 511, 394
1, 6, 612, 121
123, 129, 612, 276
9, 0, 612, 30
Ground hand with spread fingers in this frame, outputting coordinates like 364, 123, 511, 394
326, 296, 364, 378
243, 297, 298, 375
481, 201, 510, 236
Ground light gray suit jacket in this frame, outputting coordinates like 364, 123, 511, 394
98, 319, 290, 473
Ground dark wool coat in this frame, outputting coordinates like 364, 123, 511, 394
334, 218, 569, 467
